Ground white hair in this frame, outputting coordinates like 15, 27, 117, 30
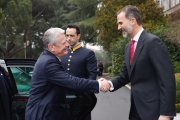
42, 27, 65, 49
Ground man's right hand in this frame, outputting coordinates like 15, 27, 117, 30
98, 78, 111, 92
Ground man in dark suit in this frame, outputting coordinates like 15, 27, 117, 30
100, 5, 176, 120
25, 28, 109, 120
61, 25, 97, 120
0, 66, 12, 120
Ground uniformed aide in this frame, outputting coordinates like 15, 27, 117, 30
61, 24, 97, 120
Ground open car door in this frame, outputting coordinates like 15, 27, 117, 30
4, 59, 36, 120
3, 59, 76, 120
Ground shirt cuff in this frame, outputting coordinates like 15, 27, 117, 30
108, 81, 114, 91
98, 80, 101, 92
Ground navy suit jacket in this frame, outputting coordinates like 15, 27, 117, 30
111, 31, 176, 120
25, 50, 99, 120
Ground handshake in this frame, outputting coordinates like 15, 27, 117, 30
98, 78, 112, 92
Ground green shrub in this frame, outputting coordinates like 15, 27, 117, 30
104, 62, 112, 73
176, 91, 180, 103
110, 39, 128, 75
176, 73, 180, 112
176, 103, 180, 113
107, 66, 113, 74
111, 54, 123, 75
174, 61, 180, 73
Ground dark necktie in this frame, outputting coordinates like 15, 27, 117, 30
130, 40, 135, 65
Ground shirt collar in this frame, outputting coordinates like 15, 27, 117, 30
132, 28, 144, 42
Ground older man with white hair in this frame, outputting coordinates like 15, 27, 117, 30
25, 28, 109, 120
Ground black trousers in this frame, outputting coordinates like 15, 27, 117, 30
70, 93, 96, 120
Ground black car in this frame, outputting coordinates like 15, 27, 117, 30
0, 59, 76, 120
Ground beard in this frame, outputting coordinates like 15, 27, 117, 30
122, 31, 128, 38
122, 24, 133, 38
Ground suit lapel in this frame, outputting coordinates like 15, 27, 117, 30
129, 31, 146, 76
125, 43, 131, 76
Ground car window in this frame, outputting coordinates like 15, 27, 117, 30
9, 67, 33, 94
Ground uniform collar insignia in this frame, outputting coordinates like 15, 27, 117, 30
71, 43, 81, 52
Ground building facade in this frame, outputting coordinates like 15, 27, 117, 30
156, 0, 180, 20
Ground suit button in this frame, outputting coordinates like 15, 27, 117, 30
68, 59, 71, 62
67, 68, 70, 71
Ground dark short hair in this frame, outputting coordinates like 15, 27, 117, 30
117, 5, 142, 25
65, 24, 80, 35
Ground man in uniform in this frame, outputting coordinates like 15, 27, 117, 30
61, 25, 97, 120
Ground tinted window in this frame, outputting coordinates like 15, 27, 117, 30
9, 67, 33, 94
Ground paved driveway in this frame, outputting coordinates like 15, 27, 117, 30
92, 85, 180, 120
92, 86, 130, 120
